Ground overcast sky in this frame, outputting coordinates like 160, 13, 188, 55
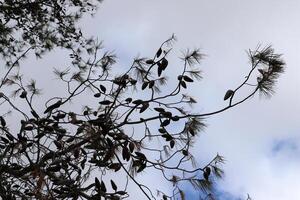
6, 0, 300, 199
82, 1, 300, 199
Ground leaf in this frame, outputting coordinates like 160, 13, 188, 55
148, 80, 155, 88
258, 69, 265, 75
162, 134, 173, 141
161, 58, 168, 70
116, 191, 127, 195
132, 99, 143, 105
100, 85, 106, 93
47, 165, 61, 172
137, 163, 146, 173
180, 81, 187, 89
135, 152, 146, 160
31, 110, 39, 119
161, 119, 170, 127
109, 163, 121, 172
122, 147, 130, 161
205, 167, 211, 176
44, 100, 62, 114
203, 171, 209, 181
171, 116, 180, 121
223, 89, 234, 101
161, 111, 172, 118
99, 100, 112, 105
203, 167, 211, 181
125, 97, 132, 103
19, 91, 27, 99
80, 158, 87, 169
170, 140, 175, 148
182, 150, 189, 156
146, 59, 154, 64
66, 137, 75, 143
142, 82, 148, 90
154, 107, 165, 113
130, 79, 137, 85
111, 180, 117, 191
0, 136, 9, 144
183, 75, 194, 82
157, 64, 163, 77
52, 189, 63, 194
156, 48, 162, 58
54, 140, 62, 149
24, 126, 34, 131
95, 177, 101, 190
129, 142, 135, 153
94, 93, 101, 98
0, 116, 6, 127
6, 133, 14, 141
188, 128, 195, 136
100, 181, 107, 193
74, 149, 80, 159
158, 128, 166, 133
57, 113, 66, 119
140, 102, 149, 113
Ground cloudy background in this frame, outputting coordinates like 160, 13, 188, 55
5, 0, 300, 199
79, 1, 300, 199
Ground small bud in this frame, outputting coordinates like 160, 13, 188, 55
20, 91, 27, 99
223, 90, 234, 101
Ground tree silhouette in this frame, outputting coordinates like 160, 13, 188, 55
0, 0, 102, 62
0, 2, 285, 200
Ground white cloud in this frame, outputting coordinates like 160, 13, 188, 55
86, 1, 300, 199
72, 1, 300, 199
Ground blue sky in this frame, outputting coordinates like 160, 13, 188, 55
185, 190, 242, 200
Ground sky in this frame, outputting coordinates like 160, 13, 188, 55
2, 0, 300, 200
78, 1, 300, 199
